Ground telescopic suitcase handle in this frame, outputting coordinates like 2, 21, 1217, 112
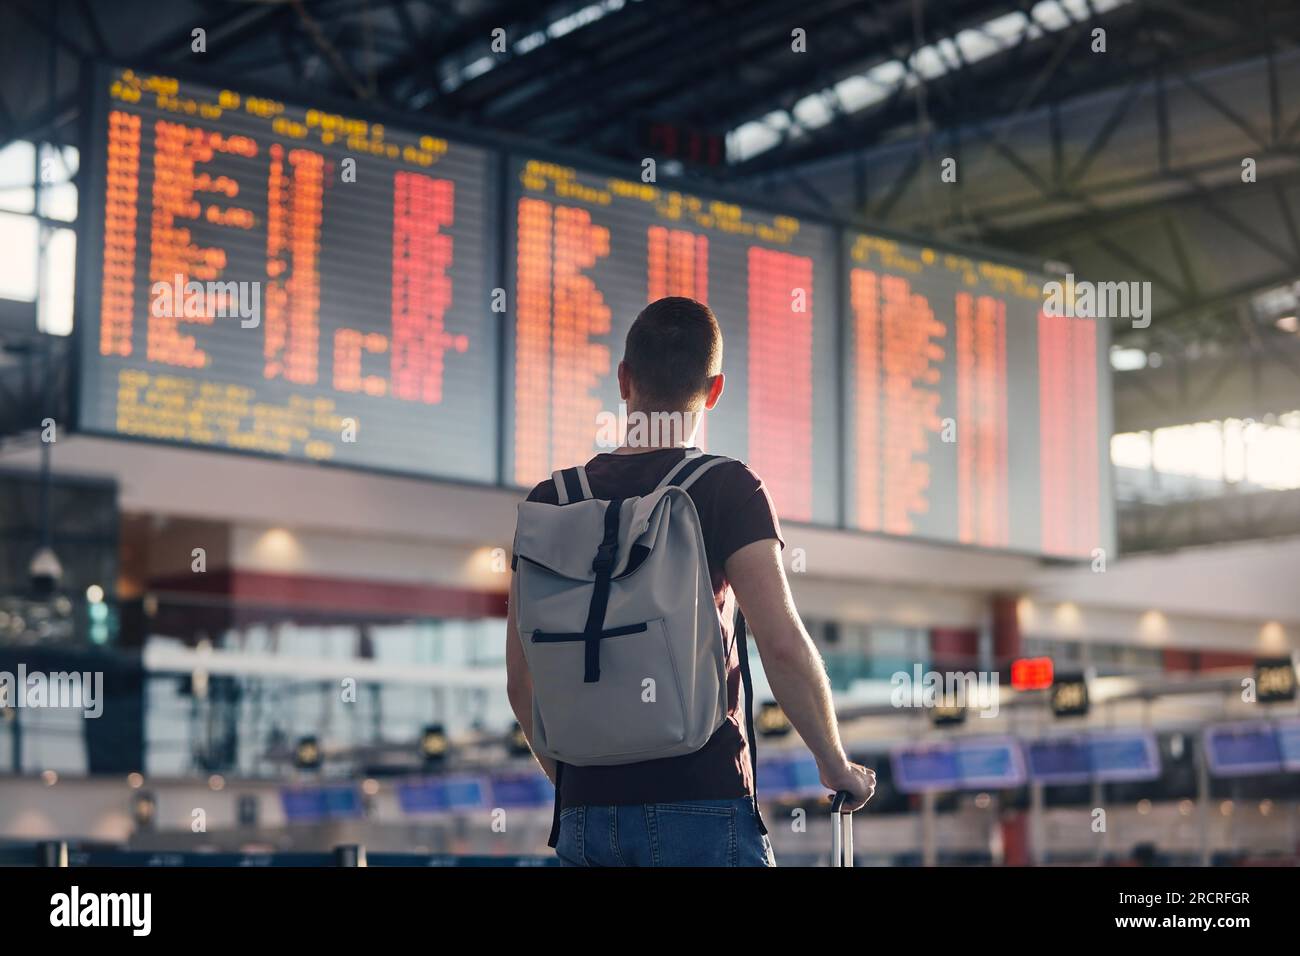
830, 790, 854, 868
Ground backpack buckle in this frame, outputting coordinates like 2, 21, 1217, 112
592, 543, 617, 573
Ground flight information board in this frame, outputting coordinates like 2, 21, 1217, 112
844, 231, 1112, 557
505, 158, 839, 523
78, 67, 498, 481
78, 67, 1116, 558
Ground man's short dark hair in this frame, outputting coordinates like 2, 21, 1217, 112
623, 297, 722, 411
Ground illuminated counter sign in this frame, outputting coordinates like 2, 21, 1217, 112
280, 784, 363, 822
1025, 736, 1091, 784
506, 158, 839, 523
421, 723, 449, 767
396, 775, 489, 814
757, 700, 793, 737
953, 737, 1027, 789
507, 721, 532, 756
1087, 730, 1161, 782
1254, 657, 1297, 703
293, 734, 321, 770
891, 737, 1026, 793
488, 772, 554, 809
1204, 722, 1283, 777
1026, 730, 1161, 784
1277, 719, 1300, 771
79, 67, 498, 482
758, 752, 824, 798
890, 744, 961, 793
930, 700, 966, 727
843, 231, 1112, 557
1050, 672, 1090, 717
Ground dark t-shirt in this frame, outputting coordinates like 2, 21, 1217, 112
524, 448, 783, 808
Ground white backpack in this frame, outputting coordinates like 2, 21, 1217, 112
513, 451, 770, 847
512, 452, 734, 766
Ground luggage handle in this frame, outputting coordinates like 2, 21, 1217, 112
830, 790, 854, 868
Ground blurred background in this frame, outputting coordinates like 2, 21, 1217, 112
0, 0, 1298, 867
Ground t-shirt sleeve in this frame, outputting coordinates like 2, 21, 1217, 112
708, 462, 784, 567
525, 479, 558, 504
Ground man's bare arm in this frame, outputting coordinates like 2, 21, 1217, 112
505, 577, 557, 785
726, 539, 875, 810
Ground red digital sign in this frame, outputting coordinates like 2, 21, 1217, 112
1012, 657, 1055, 691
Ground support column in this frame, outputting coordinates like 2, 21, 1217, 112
991, 593, 1022, 671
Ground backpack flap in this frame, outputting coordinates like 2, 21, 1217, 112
513, 491, 670, 582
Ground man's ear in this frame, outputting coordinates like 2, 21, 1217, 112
703, 373, 724, 410
617, 361, 631, 402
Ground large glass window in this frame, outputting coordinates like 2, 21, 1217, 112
0, 140, 78, 334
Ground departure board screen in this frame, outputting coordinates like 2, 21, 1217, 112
844, 231, 1112, 557
78, 67, 498, 481
505, 158, 839, 523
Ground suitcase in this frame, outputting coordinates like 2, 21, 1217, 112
830, 790, 854, 867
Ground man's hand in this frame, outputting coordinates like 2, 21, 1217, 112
820, 761, 876, 812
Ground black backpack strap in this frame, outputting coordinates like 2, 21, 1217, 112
674, 454, 730, 492
580, 498, 623, 683
547, 760, 565, 848
734, 611, 768, 835
653, 450, 720, 491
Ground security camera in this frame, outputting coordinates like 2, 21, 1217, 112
29, 546, 63, 597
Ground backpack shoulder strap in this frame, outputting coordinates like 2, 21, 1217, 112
551, 466, 593, 504
654, 451, 731, 493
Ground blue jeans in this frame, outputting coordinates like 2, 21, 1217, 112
555, 796, 776, 867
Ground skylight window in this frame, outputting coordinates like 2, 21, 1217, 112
729, 0, 1130, 163
443, 0, 633, 92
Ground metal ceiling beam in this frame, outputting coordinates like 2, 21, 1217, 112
11, 0, 89, 60
556, 0, 828, 147
677, 0, 1022, 154
1120, 487, 1300, 553
446, 0, 687, 127
735, 3, 1145, 176
736, 0, 1300, 178
372, 0, 546, 108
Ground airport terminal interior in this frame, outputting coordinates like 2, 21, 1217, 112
0, 0, 1298, 868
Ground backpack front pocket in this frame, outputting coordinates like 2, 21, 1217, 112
527, 618, 689, 764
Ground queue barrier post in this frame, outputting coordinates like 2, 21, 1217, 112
38, 840, 69, 867
333, 844, 367, 867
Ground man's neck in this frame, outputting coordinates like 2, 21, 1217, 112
611, 406, 700, 454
